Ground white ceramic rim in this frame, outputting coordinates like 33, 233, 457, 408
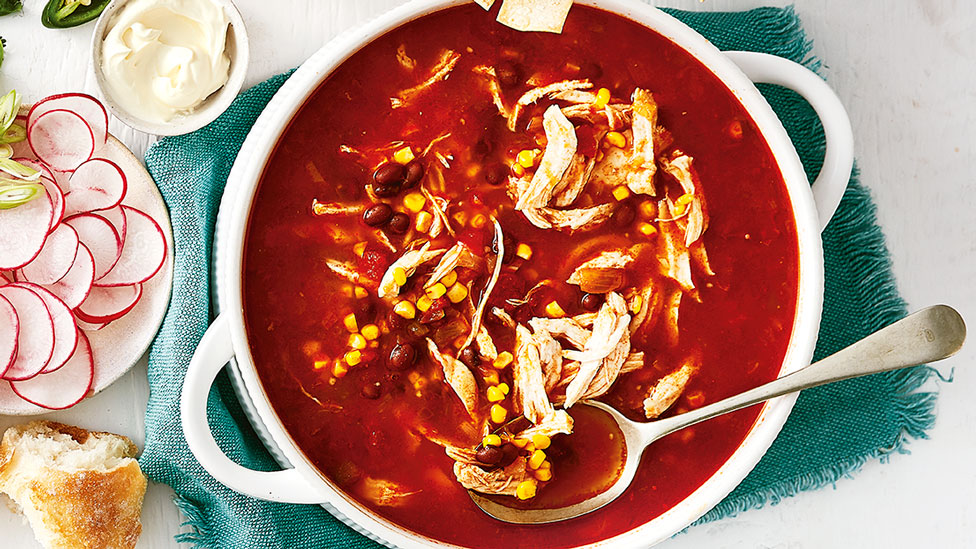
89, 0, 250, 136
212, 1, 826, 547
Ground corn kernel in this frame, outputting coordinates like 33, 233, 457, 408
639, 200, 657, 218
453, 336, 467, 349
393, 146, 415, 164
493, 351, 513, 369
426, 282, 447, 299
470, 214, 487, 229
416, 294, 433, 312
629, 295, 643, 314
361, 324, 380, 340
348, 333, 367, 350
594, 87, 611, 109
313, 360, 330, 370
487, 385, 506, 402
483, 370, 500, 386
441, 270, 458, 287
483, 434, 502, 447
538, 459, 551, 470
511, 162, 525, 177
393, 300, 416, 319
545, 300, 566, 318
515, 243, 532, 260
332, 362, 348, 378
528, 450, 547, 469
612, 185, 631, 201
517, 149, 538, 168
403, 192, 426, 213
354, 286, 368, 299
490, 404, 508, 423
353, 242, 367, 257
534, 468, 553, 481
498, 382, 510, 395
510, 437, 529, 449
605, 131, 627, 148
446, 282, 468, 304
531, 434, 551, 450
343, 313, 358, 333
638, 222, 658, 237
415, 211, 434, 233
676, 193, 695, 207
393, 267, 407, 287
344, 350, 362, 366
515, 479, 537, 500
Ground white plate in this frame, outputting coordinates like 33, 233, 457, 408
0, 135, 174, 415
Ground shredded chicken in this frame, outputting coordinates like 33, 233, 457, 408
454, 456, 531, 496
515, 105, 577, 211
626, 88, 658, 195
509, 79, 592, 131
522, 202, 616, 232
392, 49, 461, 108
562, 292, 631, 407
519, 409, 573, 439
528, 317, 590, 350
396, 44, 416, 71
620, 351, 645, 374
550, 89, 598, 103
473, 65, 510, 119
661, 153, 708, 246
312, 200, 363, 216
657, 200, 695, 292
325, 259, 363, 285
378, 242, 445, 299
643, 363, 697, 419
476, 325, 498, 361
513, 325, 556, 424
560, 103, 632, 127
551, 154, 596, 207
427, 339, 478, 416
566, 250, 634, 293
426, 242, 468, 288
360, 477, 420, 507
492, 307, 516, 329
457, 220, 504, 353
662, 286, 682, 347
420, 184, 454, 238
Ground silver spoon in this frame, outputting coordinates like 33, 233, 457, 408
470, 304, 966, 524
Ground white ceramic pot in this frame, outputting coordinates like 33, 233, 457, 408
181, 1, 854, 547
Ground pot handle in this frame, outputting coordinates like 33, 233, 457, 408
725, 51, 854, 231
181, 314, 329, 504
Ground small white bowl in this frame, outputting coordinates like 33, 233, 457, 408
89, 0, 249, 136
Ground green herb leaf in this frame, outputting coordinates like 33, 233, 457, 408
0, 0, 22, 17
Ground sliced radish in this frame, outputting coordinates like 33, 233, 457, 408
19, 224, 79, 285
27, 109, 95, 172
75, 317, 108, 331
10, 329, 93, 410
14, 158, 65, 230
98, 205, 127, 243
27, 93, 108, 148
0, 294, 18, 376
63, 158, 127, 216
0, 272, 10, 284
96, 206, 166, 287
0, 186, 55, 270
0, 285, 54, 380
64, 213, 121, 279
10, 283, 78, 374
39, 243, 94, 309
75, 283, 142, 324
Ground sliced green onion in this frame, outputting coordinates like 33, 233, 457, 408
0, 122, 25, 144
0, 158, 39, 180
0, 144, 11, 159
0, 90, 19, 136
0, 181, 45, 210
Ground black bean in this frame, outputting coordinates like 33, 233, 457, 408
361, 383, 381, 399
504, 415, 532, 435
497, 443, 519, 468
387, 310, 407, 331
459, 347, 480, 368
496, 62, 522, 88
474, 137, 494, 157
388, 343, 416, 370
581, 293, 603, 311
611, 202, 636, 228
373, 162, 407, 186
387, 213, 410, 234
363, 203, 393, 226
356, 300, 376, 320
483, 163, 508, 186
372, 183, 400, 198
403, 161, 425, 188
476, 446, 503, 466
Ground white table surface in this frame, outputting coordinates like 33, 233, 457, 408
1, 0, 974, 547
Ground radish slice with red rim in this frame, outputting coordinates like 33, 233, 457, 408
27, 109, 95, 172
74, 283, 142, 324
75, 317, 108, 331
0, 186, 55, 270
64, 158, 127, 216
96, 206, 166, 287
13, 158, 65, 230
64, 213, 121, 280
27, 93, 108, 148
10, 329, 93, 410
19, 223, 79, 285
98, 205, 127, 243
10, 283, 78, 374
0, 285, 54, 380
39, 243, 94, 309
0, 294, 18, 377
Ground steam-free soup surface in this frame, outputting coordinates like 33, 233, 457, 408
243, 4, 797, 547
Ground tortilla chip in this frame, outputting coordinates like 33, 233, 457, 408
474, 0, 497, 9
497, 0, 574, 34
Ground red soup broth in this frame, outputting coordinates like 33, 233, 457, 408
242, 4, 798, 548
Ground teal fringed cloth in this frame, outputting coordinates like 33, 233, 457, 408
139, 6, 941, 547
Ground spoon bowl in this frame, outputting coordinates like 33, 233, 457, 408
471, 304, 966, 524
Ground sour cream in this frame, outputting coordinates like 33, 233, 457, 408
101, 0, 231, 123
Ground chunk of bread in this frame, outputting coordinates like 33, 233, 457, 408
0, 421, 147, 549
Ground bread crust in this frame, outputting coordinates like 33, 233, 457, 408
0, 421, 147, 549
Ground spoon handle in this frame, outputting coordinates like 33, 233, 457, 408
650, 305, 965, 440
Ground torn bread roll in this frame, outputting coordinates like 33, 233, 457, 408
0, 421, 147, 549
